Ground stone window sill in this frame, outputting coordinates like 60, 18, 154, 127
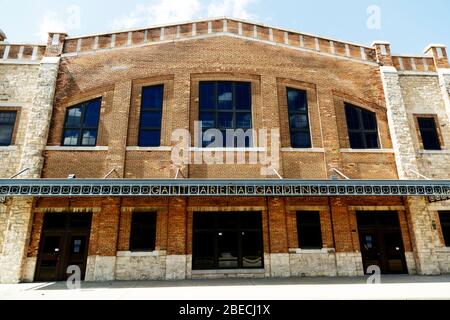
191, 269, 265, 275
340, 148, 394, 154
117, 250, 167, 257
190, 147, 266, 152
436, 247, 450, 253
418, 149, 450, 155
281, 148, 325, 153
126, 146, 172, 152
289, 248, 336, 254
45, 146, 109, 151
0, 146, 18, 151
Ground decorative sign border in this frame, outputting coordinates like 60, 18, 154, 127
0, 179, 449, 198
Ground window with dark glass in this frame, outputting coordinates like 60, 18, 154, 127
199, 81, 252, 147
344, 103, 380, 149
62, 99, 101, 146
139, 85, 164, 147
130, 213, 157, 251
287, 88, 311, 148
417, 117, 441, 150
439, 211, 450, 247
0, 111, 17, 146
192, 212, 264, 270
296, 211, 323, 249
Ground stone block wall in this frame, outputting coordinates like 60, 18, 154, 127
0, 64, 39, 178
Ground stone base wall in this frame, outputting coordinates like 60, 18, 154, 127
85, 256, 117, 282
436, 248, 450, 274
22, 257, 37, 283
335, 252, 364, 276
269, 253, 291, 278
289, 249, 337, 277
165, 255, 187, 280
115, 252, 166, 281
405, 252, 417, 275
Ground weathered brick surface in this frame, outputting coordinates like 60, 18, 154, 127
43, 35, 394, 180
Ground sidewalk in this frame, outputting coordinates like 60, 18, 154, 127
1, 276, 450, 300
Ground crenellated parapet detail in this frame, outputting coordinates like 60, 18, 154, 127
60, 17, 378, 64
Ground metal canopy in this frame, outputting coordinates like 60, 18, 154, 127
0, 179, 449, 198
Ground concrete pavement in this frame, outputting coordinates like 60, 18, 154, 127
1, 275, 450, 300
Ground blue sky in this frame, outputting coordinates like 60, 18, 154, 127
1, 0, 449, 54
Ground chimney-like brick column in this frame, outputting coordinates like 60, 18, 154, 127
372, 41, 393, 66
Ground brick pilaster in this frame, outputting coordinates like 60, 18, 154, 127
106, 80, 132, 177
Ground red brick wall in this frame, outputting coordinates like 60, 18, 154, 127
43, 35, 395, 180
28, 196, 411, 260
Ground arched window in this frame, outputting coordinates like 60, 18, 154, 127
62, 98, 101, 146
344, 103, 379, 149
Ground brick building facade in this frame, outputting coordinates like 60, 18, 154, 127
0, 18, 449, 283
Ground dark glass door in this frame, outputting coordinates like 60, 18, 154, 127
35, 213, 92, 282
193, 212, 264, 270
357, 211, 407, 274
35, 235, 64, 281
359, 231, 382, 271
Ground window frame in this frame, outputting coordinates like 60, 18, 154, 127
286, 87, 312, 149
417, 116, 442, 151
296, 211, 323, 249
198, 81, 253, 148
0, 110, 17, 146
344, 103, 380, 149
62, 98, 102, 147
192, 212, 264, 270
129, 212, 157, 252
138, 84, 165, 147
439, 211, 450, 247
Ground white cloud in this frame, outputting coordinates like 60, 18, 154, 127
36, 6, 81, 43
112, 0, 202, 30
36, 11, 67, 42
111, 0, 258, 31
207, 0, 258, 20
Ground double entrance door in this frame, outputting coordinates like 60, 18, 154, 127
35, 213, 92, 282
192, 212, 264, 270
357, 211, 407, 274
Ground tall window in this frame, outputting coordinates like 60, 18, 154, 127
139, 85, 164, 147
0, 111, 17, 146
199, 81, 252, 147
418, 117, 441, 150
287, 88, 311, 148
130, 213, 157, 251
296, 211, 323, 249
439, 211, 450, 247
62, 98, 101, 146
344, 103, 379, 149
